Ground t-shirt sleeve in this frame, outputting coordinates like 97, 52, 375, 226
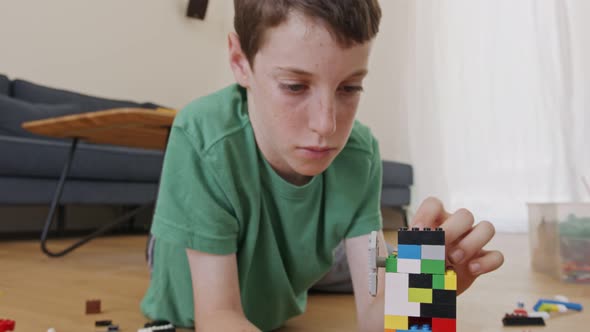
150, 125, 239, 255
345, 137, 383, 238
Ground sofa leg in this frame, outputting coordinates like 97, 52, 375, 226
39, 138, 153, 257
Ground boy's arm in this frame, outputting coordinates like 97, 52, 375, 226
345, 231, 389, 332
186, 248, 261, 332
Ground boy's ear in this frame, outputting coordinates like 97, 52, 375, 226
228, 32, 252, 88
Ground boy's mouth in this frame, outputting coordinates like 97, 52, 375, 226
298, 146, 336, 159
302, 146, 333, 152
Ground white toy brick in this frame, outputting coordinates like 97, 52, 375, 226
384, 272, 420, 317
421, 245, 445, 260
397, 258, 421, 274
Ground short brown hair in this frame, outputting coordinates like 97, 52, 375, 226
234, 0, 382, 65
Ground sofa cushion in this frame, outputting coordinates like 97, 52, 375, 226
0, 135, 163, 182
381, 187, 411, 207
0, 176, 158, 204
12, 79, 158, 111
0, 95, 82, 138
0, 74, 10, 96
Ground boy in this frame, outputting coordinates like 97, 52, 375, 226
141, 1, 504, 331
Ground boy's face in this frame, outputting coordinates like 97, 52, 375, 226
229, 12, 372, 185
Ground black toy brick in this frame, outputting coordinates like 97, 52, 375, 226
502, 314, 545, 326
420, 303, 456, 319
433, 289, 456, 305
95, 320, 113, 327
409, 273, 433, 289
409, 316, 432, 327
398, 227, 445, 245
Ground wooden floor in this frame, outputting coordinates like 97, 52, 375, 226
0, 232, 587, 331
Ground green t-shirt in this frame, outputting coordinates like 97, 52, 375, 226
140, 84, 382, 331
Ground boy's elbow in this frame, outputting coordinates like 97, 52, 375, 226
357, 318, 383, 332
356, 299, 385, 332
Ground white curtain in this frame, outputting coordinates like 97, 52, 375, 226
398, 0, 589, 232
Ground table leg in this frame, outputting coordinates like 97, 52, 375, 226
40, 138, 152, 257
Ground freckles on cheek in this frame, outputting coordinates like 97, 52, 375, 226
337, 104, 359, 128
339, 98, 359, 115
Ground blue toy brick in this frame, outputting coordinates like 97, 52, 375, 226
398, 244, 421, 259
398, 324, 432, 331
533, 299, 583, 312
422, 324, 432, 331
408, 316, 432, 328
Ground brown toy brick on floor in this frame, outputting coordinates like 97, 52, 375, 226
85, 299, 101, 314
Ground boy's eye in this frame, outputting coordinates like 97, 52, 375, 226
339, 85, 364, 94
279, 83, 308, 94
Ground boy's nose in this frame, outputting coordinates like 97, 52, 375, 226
309, 96, 336, 137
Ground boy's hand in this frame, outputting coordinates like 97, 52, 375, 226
411, 197, 504, 295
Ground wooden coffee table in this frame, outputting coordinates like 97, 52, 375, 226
23, 107, 177, 150
22, 108, 177, 257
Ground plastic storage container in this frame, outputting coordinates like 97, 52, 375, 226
528, 203, 590, 283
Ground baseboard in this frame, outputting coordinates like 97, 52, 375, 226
0, 204, 154, 240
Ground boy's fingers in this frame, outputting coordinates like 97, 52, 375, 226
440, 208, 475, 244
411, 197, 450, 228
466, 249, 504, 276
447, 220, 494, 264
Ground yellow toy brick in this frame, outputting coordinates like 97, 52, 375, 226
444, 269, 457, 290
408, 288, 433, 303
384, 315, 408, 330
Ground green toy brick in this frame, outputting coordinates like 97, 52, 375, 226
433, 274, 445, 289
421, 259, 445, 275
386, 255, 397, 273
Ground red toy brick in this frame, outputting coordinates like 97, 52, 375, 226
432, 317, 456, 332
0, 319, 15, 332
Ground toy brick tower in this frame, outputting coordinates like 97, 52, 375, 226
373, 227, 457, 332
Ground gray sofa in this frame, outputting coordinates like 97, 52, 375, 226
0, 74, 412, 254
0, 74, 164, 255
382, 160, 413, 225
0, 75, 164, 206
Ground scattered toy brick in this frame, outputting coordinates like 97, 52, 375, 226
85, 299, 101, 314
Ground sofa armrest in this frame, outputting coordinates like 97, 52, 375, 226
0, 74, 9, 96
382, 160, 413, 187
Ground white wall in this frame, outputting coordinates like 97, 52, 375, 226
358, 0, 412, 163
0, 0, 235, 113
0, 0, 410, 162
